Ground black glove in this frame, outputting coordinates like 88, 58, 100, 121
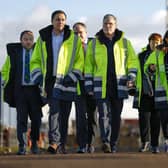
127, 79, 136, 96
128, 86, 136, 96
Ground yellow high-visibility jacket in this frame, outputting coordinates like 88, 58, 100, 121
30, 25, 84, 100
85, 29, 138, 99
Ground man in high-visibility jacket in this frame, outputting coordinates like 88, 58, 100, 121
1, 31, 42, 155
30, 10, 84, 154
85, 14, 138, 153
144, 30, 168, 153
73, 22, 97, 153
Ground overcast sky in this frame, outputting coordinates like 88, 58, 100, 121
0, 0, 167, 125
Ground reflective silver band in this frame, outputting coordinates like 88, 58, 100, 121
54, 83, 76, 92
118, 85, 128, 91
156, 87, 165, 91
128, 68, 137, 73
155, 97, 167, 102
85, 74, 93, 78
94, 77, 101, 81
31, 69, 42, 81
94, 87, 102, 92
85, 80, 93, 86
68, 72, 77, 82
72, 69, 83, 80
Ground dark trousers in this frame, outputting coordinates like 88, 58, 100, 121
160, 110, 168, 140
48, 98, 72, 145
139, 95, 160, 146
86, 95, 97, 145
75, 95, 87, 148
109, 98, 123, 146
75, 94, 97, 148
97, 98, 123, 146
48, 98, 61, 145
15, 86, 42, 147
139, 111, 160, 146
59, 100, 72, 145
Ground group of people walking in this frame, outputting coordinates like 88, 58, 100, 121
1, 10, 168, 155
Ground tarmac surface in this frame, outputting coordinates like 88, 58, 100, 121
0, 152, 168, 168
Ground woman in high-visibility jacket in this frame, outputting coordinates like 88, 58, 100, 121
84, 14, 138, 153
133, 33, 162, 154
30, 10, 84, 154
144, 30, 168, 153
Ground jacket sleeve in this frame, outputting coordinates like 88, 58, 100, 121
144, 51, 157, 76
126, 39, 139, 81
84, 40, 95, 93
30, 37, 43, 85
68, 36, 84, 82
1, 55, 11, 86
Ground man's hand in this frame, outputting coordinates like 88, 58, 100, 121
127, 80, 136, 96
162, 46, 168, 53
127, 81, 134, 88
149, 64, 156, 72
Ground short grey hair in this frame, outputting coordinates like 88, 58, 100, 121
103, 14, 117, 23
73, 22, 87, 31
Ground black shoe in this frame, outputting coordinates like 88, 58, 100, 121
139, 142, 150, 152
102, 143, 111, 153
31, 142, 40, 154
17, 146, 26, 155
151, 146, 160, 154
57, 144, 67, 154
47, 146, 57, 154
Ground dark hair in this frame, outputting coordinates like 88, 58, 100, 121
73, 22, 87, 30
20, 30, 33, 40
51, 10, 67, 22
148, 33, 162, 42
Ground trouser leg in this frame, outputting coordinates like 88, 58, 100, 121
138, 111, 151, 143
97, 99, 111, 144
75, 95, 87, 148
59, 100, 72, 145
150, 110, 160, 146
160, 110, 168, 140
86, 95, 97, 145
110, 99, 123, 146
48, 98, 61, 145
15, 88, 29, 148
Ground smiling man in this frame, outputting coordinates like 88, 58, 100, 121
30, 10, 84, 154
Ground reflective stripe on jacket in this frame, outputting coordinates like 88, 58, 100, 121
30, 25, 84, 100
84, 32, 138, 99
143, 50, 168, 109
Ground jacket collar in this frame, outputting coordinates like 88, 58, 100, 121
39, 25, 71, 42
96, 29, 123, 44
6, 43, 36, 57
